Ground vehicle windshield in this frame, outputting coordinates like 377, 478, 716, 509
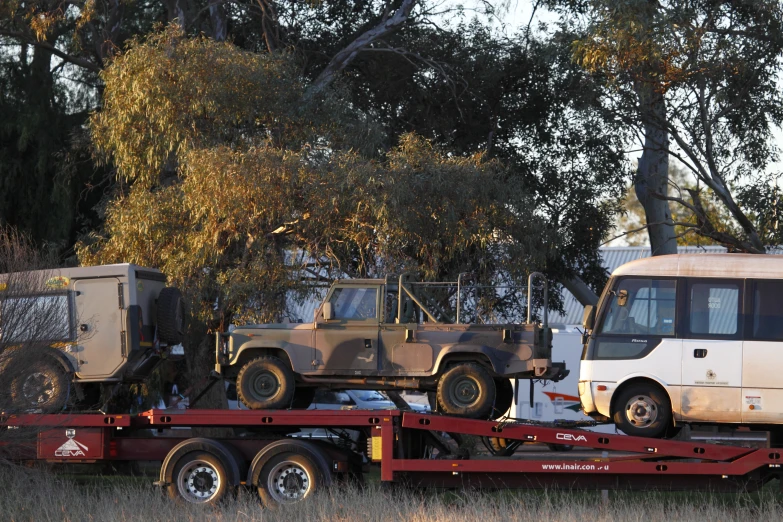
598, 278, 676, 336
351, 390, 389, 402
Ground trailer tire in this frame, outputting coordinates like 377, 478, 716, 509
168, 451, 229, 505
490, 378, 514, 420
436, 363, 496, 419
8, 355, 70, 413
237, 357, 295, 410
156, 287, 185, 345
256, 452, 324, 506
613, 383, 672, 438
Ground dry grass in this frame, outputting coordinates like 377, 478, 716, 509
1, 466, 781, 522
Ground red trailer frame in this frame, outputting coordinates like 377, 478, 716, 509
1, 409, 781, 504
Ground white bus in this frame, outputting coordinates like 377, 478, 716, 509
579, 253, 783, 438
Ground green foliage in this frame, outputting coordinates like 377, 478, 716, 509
80, 24, 547, 328
568, 0, 783, 252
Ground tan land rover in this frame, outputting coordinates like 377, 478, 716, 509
217, 275, 567, 419
0, 264, 184, 412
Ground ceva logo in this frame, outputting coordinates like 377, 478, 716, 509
54, 430, 88, 457
556, 432, 587, 442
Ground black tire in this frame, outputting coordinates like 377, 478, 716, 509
547, 443, 574, 452
612, 383, 672, 438
9, 356, 70, 413
490, 378, 514, 420
156, 287, 185, 345
167, 451, 229, 505
426, 391, 437, 412
485, 436, 521, 457
237, 357, 295, 410
436, 363, 496, 419
257, 452, 324, 506
290, 387, 316, 409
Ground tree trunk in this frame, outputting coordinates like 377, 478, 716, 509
185, 328, 231, 437
209, 0, 228, 42
634, 83, 677, 256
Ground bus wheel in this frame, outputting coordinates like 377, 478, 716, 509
613, 384, 671, 438
169, 451, 229, 505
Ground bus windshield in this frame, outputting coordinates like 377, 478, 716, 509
598, 278, 676, 337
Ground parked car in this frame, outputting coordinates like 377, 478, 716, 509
0, 264, 184, 412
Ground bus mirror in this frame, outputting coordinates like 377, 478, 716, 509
617, 289, 628, 307
582, 305, 595, 330
322, 302, 334, 321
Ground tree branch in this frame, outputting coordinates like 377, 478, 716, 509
0, 30, 101, 73
306, 0, 417, 98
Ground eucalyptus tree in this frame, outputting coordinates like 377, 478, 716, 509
564, 0, 783, 253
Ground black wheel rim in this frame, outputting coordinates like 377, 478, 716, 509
450, 376, 480, 407
250, 370, 280, 400
22, 372, 54, 406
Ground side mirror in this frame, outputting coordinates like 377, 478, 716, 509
582, 305, 595, 330
322, 302, 334, 321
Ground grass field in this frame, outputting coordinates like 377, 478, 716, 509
1, 466, 782, 522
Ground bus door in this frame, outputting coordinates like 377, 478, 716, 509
680, 279, 743, 423
742, 279, 783, 423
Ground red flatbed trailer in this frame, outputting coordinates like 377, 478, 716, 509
1, 409, 781, 505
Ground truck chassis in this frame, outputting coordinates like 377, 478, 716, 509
1, 409, 781, 505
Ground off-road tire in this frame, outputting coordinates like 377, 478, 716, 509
290, 387, 316, 409
168, 451, 229, 505
257, 452, 324, 507
156, 287, 185, 345
613, 383, 672, 438
9, 356, 70, 413
490, 377, 514, 420
436, 363, 496, 419
237, 357, 295, 410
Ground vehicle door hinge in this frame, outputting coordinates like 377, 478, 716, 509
121, 331, 127, 357
118, 283, 125, 309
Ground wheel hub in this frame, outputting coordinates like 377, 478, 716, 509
268, 461, 311, 503
178, 462, 220, 503
22, 372, 54, 405
251, 371, 279, 399
626, 395, 657, 426
451, 377, 480, 407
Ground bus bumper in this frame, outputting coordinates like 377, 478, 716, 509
579, 381, 615, 420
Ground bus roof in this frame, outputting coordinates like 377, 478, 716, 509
612, 253, 783, 279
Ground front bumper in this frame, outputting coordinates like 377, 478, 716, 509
579, 381, 615, 420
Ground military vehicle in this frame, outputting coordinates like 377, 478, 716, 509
0, 264, 184, 412
216, 274, 567, 419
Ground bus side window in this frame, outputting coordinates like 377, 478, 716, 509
752, 280, 783, 340
688, 281, 740, 336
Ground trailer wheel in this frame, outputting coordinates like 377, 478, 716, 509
169, 451, 229, 505
9, 356, 69, 413
547, 443, 574, 452
436, 363, 496, 419
490, 378, 514, 420
613, 383, 671, 438
156, 287, 185, 345
257, 453, 323, 506
237, 357, 295, 410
